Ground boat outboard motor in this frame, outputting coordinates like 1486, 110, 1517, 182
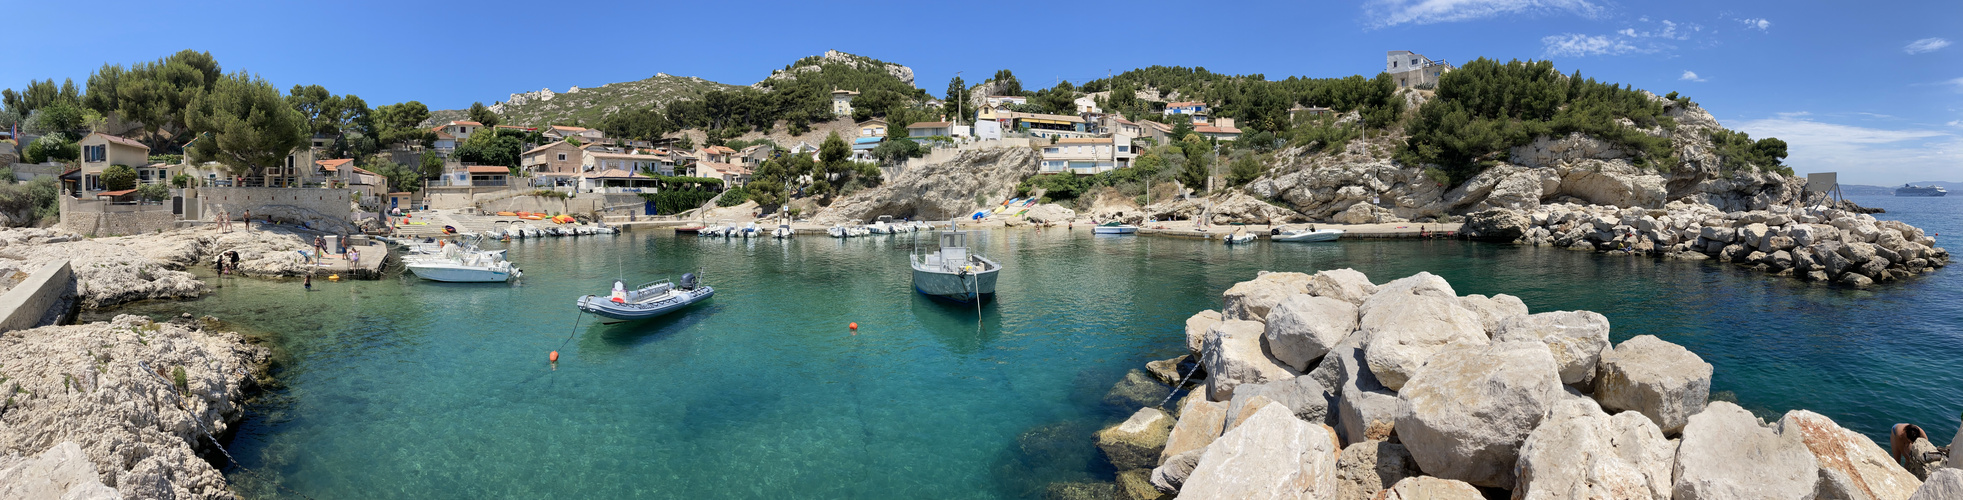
680, 273, 699, 290
1270, 228, 1281, 236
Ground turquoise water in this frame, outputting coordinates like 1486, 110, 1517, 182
101, 195, 1960, 498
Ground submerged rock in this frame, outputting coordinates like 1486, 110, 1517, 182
1115, 468, 1167, 500
1595, 335, 1713, 434
1180, 405, 1340, 499
1672, 401, 1819, 499
1102, 369, 1171, 410
1144, 355, 1199, 387
1043, 481, 1119, 500
1096, 408, 1174, 471
1395, 341, 1563, 488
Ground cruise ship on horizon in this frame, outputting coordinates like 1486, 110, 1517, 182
1895, 184, 1949, 197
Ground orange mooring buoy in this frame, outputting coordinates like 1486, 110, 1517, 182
549, 351, 559, 363
849, 322, 858, 330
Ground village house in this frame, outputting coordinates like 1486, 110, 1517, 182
856, 119, 888, 137
1195, 123, 1242, 142
433, 121, 483, 142
738, 144, 772, 169
689, 161, 751, 187
975, 109, 1091, 139
1073, 95, 1101, 114
465, 165, 509, 187
71, 132, 150, 193
583, 150, 672, 176
831, 90, 860, 117
544, 125, 604, 142
1164, 102, 1208, 123
1289, 105, 1335, 121
985, 95, 1028, 106
315, 159, 385, 202
1386, 50, 1454, 88
431, 130, 458, 153
906, 121, 955, 138
520, 140, 584, 186
1039, 137, 1136, 175
1102, 116, 1143, 138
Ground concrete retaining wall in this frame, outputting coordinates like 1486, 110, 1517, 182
0, 260, 74, 332
57, 198, 178, 236
198, 187, 351, 222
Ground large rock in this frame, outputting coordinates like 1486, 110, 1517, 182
1464, 208, 1532, 242
1514, 398, 1674, 499
1596, 335, 1713, 434
813, 146, 1039, 223
1221, 272, 1311, 321
1377, 476, 1484, 500
1161, 397, 1228, 464
1457, 293, 1529, 336
1023, 203, 1077, 224
1304, 268, 1379, 305
1150, 449, 1203, 494
1264, 295, 1358, 371
1225, 376, 1331, 428
1103, 369, 1171, 410
1360, 292, 1487, 392
1395, 341, 1564, 488
1333, 441, 1421, 500
1116, 469, 1168, 500
1910, 469, 1963, 500
1673, 401, 1819, 499
1096, 408, 1175, 470
1334, 202, 1407, 224
1179, 405, 1340, 499
1202, 320, 1299, 401
1331, 342, 1405, 445
1779, 410, 1922, 500
1494, 311, 1613, 386
1185, 310, 1223, 356
0, 441, 122, 500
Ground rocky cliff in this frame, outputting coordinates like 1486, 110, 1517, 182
758, 50, 915, 88
813, 147, 1037, 224
0, 314, 271, 500
1238, 97, 1808, 225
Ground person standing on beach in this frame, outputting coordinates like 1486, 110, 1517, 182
242, 210, 252, 231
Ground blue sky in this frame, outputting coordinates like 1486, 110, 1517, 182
6, 0, 1959, 184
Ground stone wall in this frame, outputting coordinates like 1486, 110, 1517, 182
0, 260, 73, 333
57, 198, 178, 236
197, 187, 350, 221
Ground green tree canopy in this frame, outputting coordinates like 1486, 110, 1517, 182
184, 72, 308, 178
374, 101, 434, 148
467, 101, 501, 128
22, 135, 78, 163
991, 70, 1023, 96
943, 76, 966, 123
101, 164, 137, 191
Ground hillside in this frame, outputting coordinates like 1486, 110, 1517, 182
425, 73, 739, 128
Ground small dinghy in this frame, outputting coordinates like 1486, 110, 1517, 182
1092, 221, 1137, 234
1222, 230, 1257, 245
1271, 227, 1344, 243
575, 274, 715, 323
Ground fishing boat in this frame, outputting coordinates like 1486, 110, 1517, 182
910, 223, 1000, 303
772, 224, 794, 238
575, 274, 714, 323
1272, 227, 1344, 243
1223, 230, 1257, 245
405, 241, 521, 282
828, 224, 849, 238
1092, 221, 1138, 235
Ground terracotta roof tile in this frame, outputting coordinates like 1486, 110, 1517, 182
465, 166, 510, 174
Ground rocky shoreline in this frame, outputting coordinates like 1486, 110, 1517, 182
0, 314, 271, 500
0, 226, 333, 309
1462, 202, 1949, 286
1071, 270, 1959, 499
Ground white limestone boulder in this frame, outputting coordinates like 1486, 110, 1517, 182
1378, 476, 1484, 500
1457, 293, 1529, 336
0, 442, 122, 500
1595, 335, 1713, 434
1779, 410, 1922, 500
1202, 320, 1299, 401
1494, 310, 1613, 386
1161, 397, 1228, 465
1225, 376, 1331, 429
1673, 401, 1819, 499
1095, 407, 1175, 470
1221, 272, 1311, 321
1185, 309, 1223, 356
1394, 341, 1564, 488
1304, 268, 1378, 305
1910, 469, 1963, 500
1325, 340, 1406, 445
1179, 404, 1340, 499
1360, 292, 1487, 391
1514, 398, 1674, 499
1264, 295, 1358, 371
1334, 441, 1422, 500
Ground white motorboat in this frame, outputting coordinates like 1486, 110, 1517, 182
1092, 222, 1138, 235
772, 224, 794, 238
406, 242, 521, 282
867, 216, 895, 234
1272, 228, 1344, 243
1223, 230, 1257, 245
576, 274, 714, 324
828, 224, 848, 238
910, 222, 999, 303
740, 222, 760, 238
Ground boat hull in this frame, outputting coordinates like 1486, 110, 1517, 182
407, 263, 516, 282
1272, 230, 1344, 243
576, 287, 715, 322
911, 266, 999, 303
1092, 226, 1137, 234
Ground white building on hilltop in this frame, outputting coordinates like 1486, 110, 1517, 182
1386, 50, 1454, 89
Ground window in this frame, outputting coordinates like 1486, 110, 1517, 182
1392, 61, 1398, 68
558, 154, 567, 161
1411, 58, 1419, 65
1043, 147, 1059, 154
1118, 146, 1130, 153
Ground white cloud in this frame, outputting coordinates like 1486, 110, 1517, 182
1949, 77, 1963, 90
1362, 0, 1602, 28
1542, 33, 1646, 57
1680, 70, 1706, 82
1737, 17, 1771, 31
1904, 38, 1951, 54
1734, 116, 1963, 185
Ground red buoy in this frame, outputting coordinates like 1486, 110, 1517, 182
549, 351, 559, 363
849, 322, 858, 330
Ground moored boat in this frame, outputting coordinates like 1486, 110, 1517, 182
1272, 227, 1344, 243
575, 274, 714, 323
1223, 230, 1257, 245
405, 241, 521, 282
910, 223, 1000, 303
1092, 222, 1138, 235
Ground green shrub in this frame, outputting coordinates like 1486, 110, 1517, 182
527, 189, 569, 199
171, 366, 187, 395
1708, 129, 1791, 176
101, 164, 137, 191
135, 183, 169, 202
716, 186, 750, 207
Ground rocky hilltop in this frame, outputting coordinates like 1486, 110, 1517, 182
430, 73, 738, 129
813, 147, 1037, 224
1230, 96, 1802, 226
0, 314, 271, 500
757, 49, 915, 88
1078, 269, 1953, 499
